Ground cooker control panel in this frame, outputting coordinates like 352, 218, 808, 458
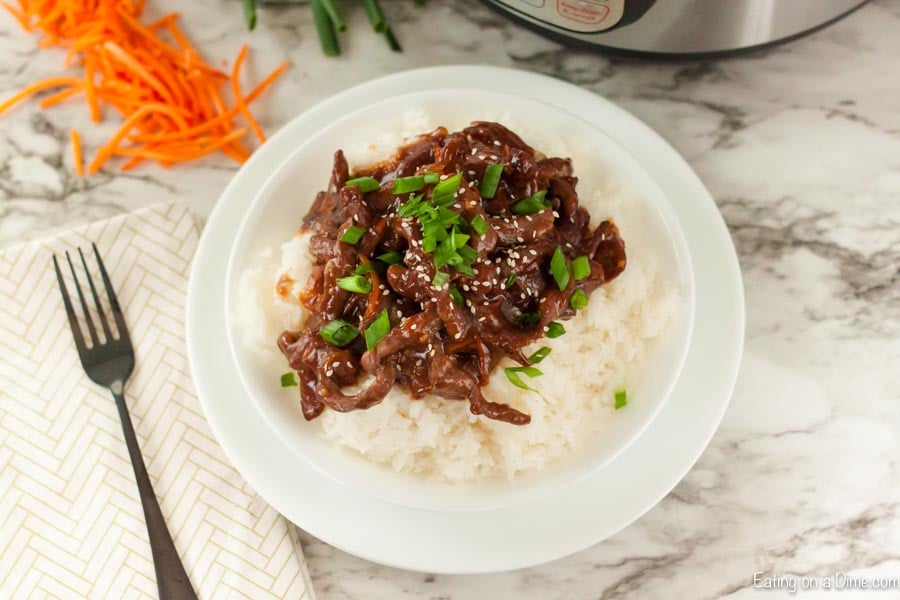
494, 0, 625, 32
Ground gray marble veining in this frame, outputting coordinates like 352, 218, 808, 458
1, 1, 898, 598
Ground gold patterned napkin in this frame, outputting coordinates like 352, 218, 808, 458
0, 203, 314, 599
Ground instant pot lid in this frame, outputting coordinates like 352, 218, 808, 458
483, 0, 870, 58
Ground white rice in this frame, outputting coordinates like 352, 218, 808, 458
236, 116, 679, 482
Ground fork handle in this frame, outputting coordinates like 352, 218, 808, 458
112, 387, 198, 600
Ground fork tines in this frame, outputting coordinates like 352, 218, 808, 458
52, 243, 130, 354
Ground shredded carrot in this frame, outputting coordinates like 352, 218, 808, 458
232, 45, 265, 143
71, 128, 84, 176
1, 1, 290, 174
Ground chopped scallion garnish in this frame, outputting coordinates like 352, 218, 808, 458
423, 172, 440, 184
546, 321, 565, 338
572, 255, 590, 280
479, 164, 503, 199
377, 251, 403, 265
470, 214, 489, 236
319, 319, 359, 347
514, 311, 540, 327
337, 274, 372, 294
364, 308, 391, 350
510, 190, 550, 215
528, 346, 551, 364
354, 263, 375, 275
570, 288, 588, 310
344, 176, 379, 193
504, 273, 517, 288
615, 388, 627, 409
340, 225, 366, 244
449, 285, 464, 307
550, 246, 570, 291
504, 365, 543, 392
392, 175, 426, 194
431, 173, 462, 207
280, 372, 297, 387
432, 271, 450, 288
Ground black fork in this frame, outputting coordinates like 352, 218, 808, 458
53, 244, 197, 600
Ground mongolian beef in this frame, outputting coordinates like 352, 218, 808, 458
277, 122, 626, 425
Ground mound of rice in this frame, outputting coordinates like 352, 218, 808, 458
236, 117, 679, 482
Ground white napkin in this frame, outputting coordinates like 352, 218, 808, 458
0, 203, 315, 599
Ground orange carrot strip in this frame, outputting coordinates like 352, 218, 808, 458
38, 85, 82, 108
1, 2, 30, 30
231, 45, 265, 142
102, 41, 174, 105
71, 128, 84, 176
0, 76, 83, 117
111, 128, 248, 161
88, 103, 189, 173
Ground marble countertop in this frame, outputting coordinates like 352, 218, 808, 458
2, 1, 898, 598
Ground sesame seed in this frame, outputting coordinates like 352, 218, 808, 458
490, 155, 498, 160
416, 359, 422, 366
383, 289, 390, 296
326, 369, 334, 377
454, 332, 462, 339
470, 148, 477, 156
543, 326, 549, 332
552, 211, 560, 218
493, 140, 501, 146
410, 323, 417, 331
529, 249, 537, 256
478, 155, 486, 160
520, 293, 526, 299
479, 316, 486, 322
492, 278, 497, 285
470, 306, 476, 314
525, 215, 532, 222
467, 170, 475, 175
440, 174, 449, 180
332, 361, 340, 368
463, 284, 470, 291
517, 236, 524, 243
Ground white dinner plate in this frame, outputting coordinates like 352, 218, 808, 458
186, 66, 744, 574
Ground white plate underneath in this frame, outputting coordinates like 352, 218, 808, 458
186, 66, 745, 574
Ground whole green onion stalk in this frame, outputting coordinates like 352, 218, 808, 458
242, 0, 423, 56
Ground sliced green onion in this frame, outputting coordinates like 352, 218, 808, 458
364, 308, 391, 350
437, 206, 460, 227
570, 288, 588, 310
431, 173, 462, 207
432, 271, 450, 288
546, 321, 565, 338
504, 273, 517, 289
510, 190, 550, 216
311, 0, 340, 56
383, 26, 402, 52
514, 311, 540, 327
457, 245, 478, 263
362, 0, 387, 32
470, 214, 489, 236
319, 0, 346, 31
504, 366, 543, 392
528, 346, 551, 364
455, 262, 475, 276
397, 193, 424, 217
344, 176, 379, 193
449, 285, 464, 307
320, 319, 359, 347
550, 246, 570, 291
340, 225, 366, 245
423, 172, 440, 184
572, 255, 590, 280
615, 388, 628, 410
280, 372, 297, 387
479, 164, 503, 199
377, 251, 403, 265
354, 263, 375, 275
392, 175, 426, 194
337, 275, 372, 294
242, 0, 257, 31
